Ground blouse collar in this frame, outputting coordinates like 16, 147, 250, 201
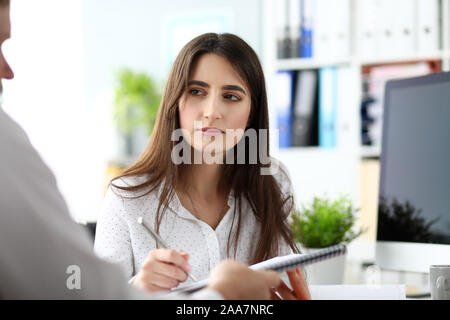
172, 186, 235, 222
154, 180, 235, 222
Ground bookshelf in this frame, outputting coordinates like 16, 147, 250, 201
262, 0, 450, 261
276, 57, 352, 70
357, 52, 445, 66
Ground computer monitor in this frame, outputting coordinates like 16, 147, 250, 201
375, 71, 450, 273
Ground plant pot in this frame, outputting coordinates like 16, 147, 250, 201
301, 245, 347, 285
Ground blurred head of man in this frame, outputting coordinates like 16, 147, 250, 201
0, 0, 14, 96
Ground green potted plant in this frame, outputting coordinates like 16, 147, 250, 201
112, 67, 162, 158
290, 194, 365, 284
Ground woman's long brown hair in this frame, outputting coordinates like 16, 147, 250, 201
111, 33, 298, 263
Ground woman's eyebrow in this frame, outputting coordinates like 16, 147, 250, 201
222, 85, 246, 96
188, 80, 247, 96
188, 80, 209, 88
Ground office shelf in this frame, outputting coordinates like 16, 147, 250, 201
358, 51, 445, 67
276, 57, 352, 70
360, 145, 382, 159
261, 0, 450, 214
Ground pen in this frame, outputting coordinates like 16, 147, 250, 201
137, 216, 199, 282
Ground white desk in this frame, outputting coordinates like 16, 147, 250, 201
342, 258, 431, 299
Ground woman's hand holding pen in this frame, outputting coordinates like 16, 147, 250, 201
132, 248, 192, 292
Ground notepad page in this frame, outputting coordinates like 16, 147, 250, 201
249, 254, 304, 271
173, 278, 208, 293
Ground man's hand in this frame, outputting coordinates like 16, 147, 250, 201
207, 260, 281, 300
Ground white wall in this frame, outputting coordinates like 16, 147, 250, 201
81, 0, 262, 102
3, 0, 89, 222
2, 0, 263, 222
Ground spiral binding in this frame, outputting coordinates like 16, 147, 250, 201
273, 243, 347, 272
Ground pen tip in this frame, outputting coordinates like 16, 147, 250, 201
137, 217, 143, 224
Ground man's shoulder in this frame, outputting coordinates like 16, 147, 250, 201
0, 107, 31, 147
0, 108, 53, 179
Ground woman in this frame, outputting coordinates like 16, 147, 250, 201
94, 33, 310, 300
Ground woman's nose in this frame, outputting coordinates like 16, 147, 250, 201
203, 95, 221, 120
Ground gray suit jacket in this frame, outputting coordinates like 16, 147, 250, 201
0, 107, 220, 300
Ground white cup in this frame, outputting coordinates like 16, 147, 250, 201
430, 265, 450, 300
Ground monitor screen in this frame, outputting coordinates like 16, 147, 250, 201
377, 72, 450, 245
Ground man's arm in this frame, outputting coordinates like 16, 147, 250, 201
0, 108, 209, 299
0, 109, 280, 300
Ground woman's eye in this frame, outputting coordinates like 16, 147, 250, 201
190, 89, 203, 96
225, 94, 240, 101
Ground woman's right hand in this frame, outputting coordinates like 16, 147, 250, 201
132, 248, 192, 292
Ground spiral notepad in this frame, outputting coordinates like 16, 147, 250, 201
249, 243, 347, 272
172, 244, 347, 293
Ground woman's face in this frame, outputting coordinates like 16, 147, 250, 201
178, 53, 251, 159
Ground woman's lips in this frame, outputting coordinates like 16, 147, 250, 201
200, 127, 224, 137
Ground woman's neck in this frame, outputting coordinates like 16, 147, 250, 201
184, 163, 223, 199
